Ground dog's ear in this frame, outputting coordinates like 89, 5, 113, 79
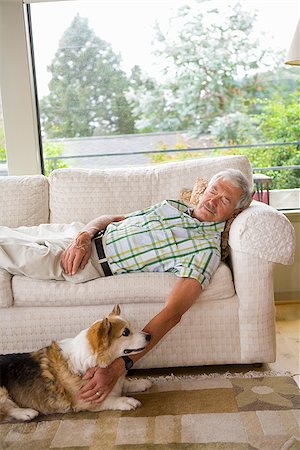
98, 318, 111, 338
110, 304, 121, 316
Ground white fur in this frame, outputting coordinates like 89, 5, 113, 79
58, 319, 152, 412
59, 329, 96, 374
123, 379, 152, 393
87, 376, 151, 412
10, 408, 39, 421
1, 310, 152, 422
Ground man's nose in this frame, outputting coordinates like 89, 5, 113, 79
210, 193, 222, 204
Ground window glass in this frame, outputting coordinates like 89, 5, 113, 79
30, 0, 299, 208
0, 92, 7, 176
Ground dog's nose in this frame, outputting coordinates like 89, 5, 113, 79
145, 333, 151, 342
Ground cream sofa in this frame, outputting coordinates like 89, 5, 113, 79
0, 156, 295, 368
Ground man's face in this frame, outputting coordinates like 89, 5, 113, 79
193, 177, 243, 222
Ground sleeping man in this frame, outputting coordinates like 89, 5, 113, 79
0, 168, 252, 403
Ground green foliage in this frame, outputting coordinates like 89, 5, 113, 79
0, 148, 6, 161
151, 140, 203, 164
250, 90, 300, 189
43, 141, 68, 176
148, 89, 300, 189
0, 127, 6, 161
0, 131, 67, 176
129, 1, 279, 134
209, 112, 262, 145
211, 89, 300, 189
127, 68, 168, 133
257, 91, 300, 142
40, 15, 135, 138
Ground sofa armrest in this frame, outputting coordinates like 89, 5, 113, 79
229, 250, 276, 363
228, 200, 296, 265
0, 269, 13, 307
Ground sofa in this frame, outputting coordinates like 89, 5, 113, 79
0, 155, 295, 368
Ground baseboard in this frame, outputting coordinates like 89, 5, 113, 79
274, 291, 300, 302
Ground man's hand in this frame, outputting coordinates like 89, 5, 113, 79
79, 278, 201, 404
61, 231, 92, 275
80, 359, 125, 403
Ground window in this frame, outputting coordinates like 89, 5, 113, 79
0, 0, 296, 209
0, 92, 7, 176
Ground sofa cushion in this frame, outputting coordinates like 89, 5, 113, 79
12, 262, 235, 307
0, 269, 13, 307
0, 175, 49, 227
48, 156, 252, 223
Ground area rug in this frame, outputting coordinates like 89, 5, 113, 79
0, 374, 299, 450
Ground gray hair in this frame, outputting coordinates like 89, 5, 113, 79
208, 169, 253, 210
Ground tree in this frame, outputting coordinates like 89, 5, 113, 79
43, 141, 68, 176
40, 15, 135, 138
210, 88, 300, 189
0, 127, 6, 161
129, 1, 278, 134
250, 89, 300, 189
127, 66, 171, 132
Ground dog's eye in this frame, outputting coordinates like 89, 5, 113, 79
122, 328, 130, 337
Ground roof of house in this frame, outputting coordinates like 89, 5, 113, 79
49, 131, 212, 169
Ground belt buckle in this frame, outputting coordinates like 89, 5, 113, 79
94, 230, 104, 240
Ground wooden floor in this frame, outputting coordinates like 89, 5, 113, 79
269, 302, 300, 386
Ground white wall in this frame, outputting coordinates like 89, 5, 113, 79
274, 212, 300, 301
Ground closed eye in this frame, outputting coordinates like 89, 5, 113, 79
122, 328, 130, 337
222, 197, 231, 205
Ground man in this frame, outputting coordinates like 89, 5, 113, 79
63, 168, 252, 403
0, 168, 252, 403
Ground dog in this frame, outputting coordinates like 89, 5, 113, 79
0, 305, 152, 422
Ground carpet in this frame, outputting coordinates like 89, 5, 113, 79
0, 373, 299, 450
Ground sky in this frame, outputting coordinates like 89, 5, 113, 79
30, 0, 300, 97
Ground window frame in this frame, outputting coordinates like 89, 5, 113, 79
0, 0, 57, 176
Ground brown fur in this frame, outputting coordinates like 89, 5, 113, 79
0, 305, 150, 422
1, 342, 82, 418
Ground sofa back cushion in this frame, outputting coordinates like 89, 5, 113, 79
0, 175, 49, 227
49, 155, 252, 223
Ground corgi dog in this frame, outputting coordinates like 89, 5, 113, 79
0, 305, 152, 422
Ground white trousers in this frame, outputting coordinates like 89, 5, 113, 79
0, 223, 104, 283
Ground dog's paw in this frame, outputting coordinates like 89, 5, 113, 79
132, 379, 152, 392
116, 396, 141, 411
10, 408, 39, 421
123, 378, 152, 393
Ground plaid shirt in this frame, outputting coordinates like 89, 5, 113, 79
103, 200, 225, 287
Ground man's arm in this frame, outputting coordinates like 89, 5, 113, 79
81, 215, 125, 239
61, 214, 124, 275
80, 277, 202, 403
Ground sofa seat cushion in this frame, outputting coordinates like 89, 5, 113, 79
12, 262, 235, 307
0, 269, 13, 307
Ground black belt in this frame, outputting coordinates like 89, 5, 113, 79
93, 231, 113, 277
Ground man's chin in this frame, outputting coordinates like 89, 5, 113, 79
195, 212, 214, 222
200, 208, 216, 221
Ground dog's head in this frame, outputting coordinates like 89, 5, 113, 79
86, 305, 151, 367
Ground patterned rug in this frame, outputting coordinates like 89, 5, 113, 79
0, 374, 299, 450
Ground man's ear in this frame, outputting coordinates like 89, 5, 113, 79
233, 207, 243, 215
110, 304, 121, 316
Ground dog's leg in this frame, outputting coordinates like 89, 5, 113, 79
89, 395, 142, 411
77, 377, 144, 412
123, 378, 152, 393
0, 387, 39, 422
8, 407, 39, 422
